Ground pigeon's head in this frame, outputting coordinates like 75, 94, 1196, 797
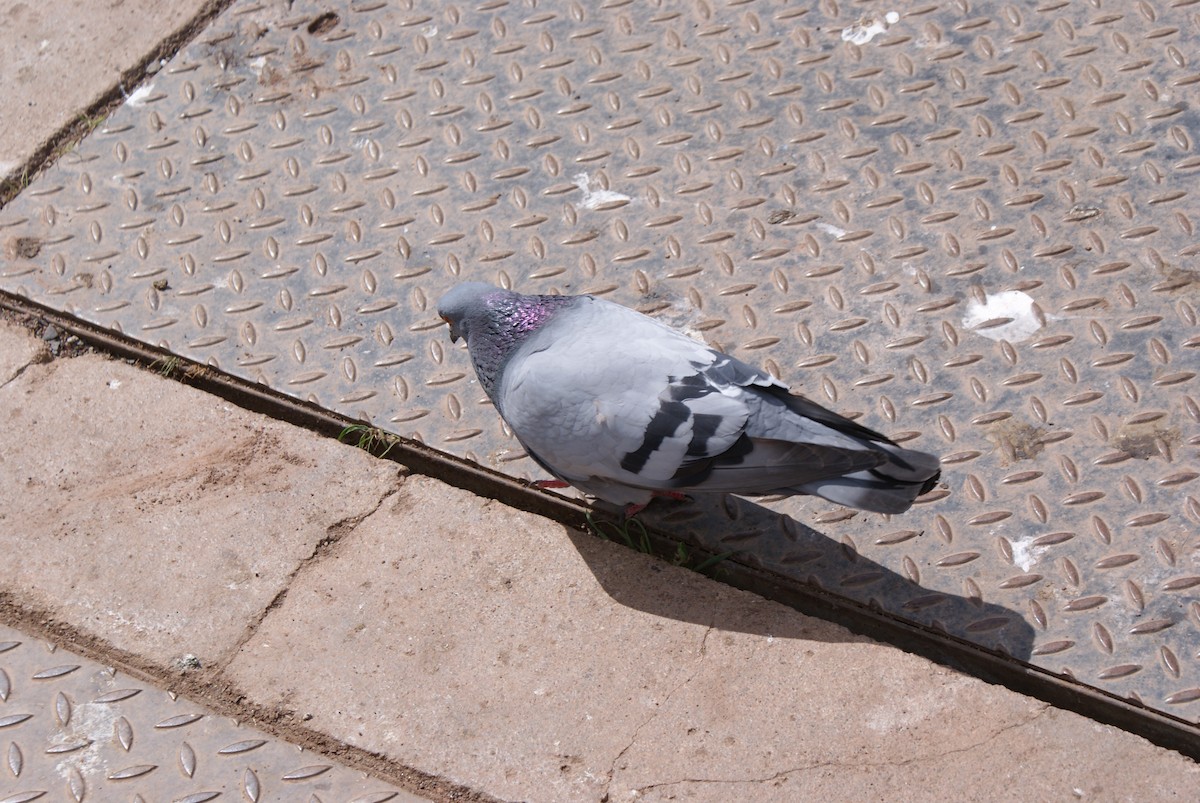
437, 282, 575, 397
436, 281, 504, 344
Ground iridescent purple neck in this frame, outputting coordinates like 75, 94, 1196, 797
469, 291, 574, 397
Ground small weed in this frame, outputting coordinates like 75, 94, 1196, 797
35, 111, 111, 169
150, 355, 182, 377
147, 355, 214, 383
79, 111, 107, 134
585, 512, 733, 577
338, 424, 401, 459
671, 541, 735, 575
586, 510, 652, 553
0, 167, 33, 204
50, 139, 76, 162
183, 363, 214, 381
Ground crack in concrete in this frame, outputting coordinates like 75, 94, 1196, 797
0, 311, 53, 387
0, 357, 38, 389
215, 479, 407, 671
630, 703, 1054, 795
602, 624, 714, 800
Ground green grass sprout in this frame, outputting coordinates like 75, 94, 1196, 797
585, 511, 733, 577
338, 424, 401, 459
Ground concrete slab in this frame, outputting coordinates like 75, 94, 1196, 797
0, 0, 213, 180
613, 645, 1197, 802
225, 477, 1200, 803
0, 318, 46, 386
0, 324, 402, 669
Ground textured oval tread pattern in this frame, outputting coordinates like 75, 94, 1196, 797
0, 0, 1198, 729
0, 625, 419, 801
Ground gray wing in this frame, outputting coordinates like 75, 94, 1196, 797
497, 297, 775, 497
666, 390, 889, 493
498, 295, 892, 500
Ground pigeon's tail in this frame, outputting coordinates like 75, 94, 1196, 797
791, 443, 941, 514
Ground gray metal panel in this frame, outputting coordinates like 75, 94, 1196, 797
0, 624, 416, 801
1, 0, 1197, 728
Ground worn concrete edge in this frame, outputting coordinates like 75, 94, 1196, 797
3, 289, 1199, 766
0, 0, 240, 205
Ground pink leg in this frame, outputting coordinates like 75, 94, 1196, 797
624, 490, 691, 518
532, 479, 570, 490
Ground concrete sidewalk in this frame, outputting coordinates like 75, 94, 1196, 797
1, 0, 1199, 800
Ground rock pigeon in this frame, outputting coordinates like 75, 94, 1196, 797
437, 282, 940, 515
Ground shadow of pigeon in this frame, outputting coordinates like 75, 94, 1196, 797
570, 493, 1036, 665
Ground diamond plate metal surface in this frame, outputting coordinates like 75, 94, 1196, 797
0, 624, 417, 802
0, 0, 1198, 728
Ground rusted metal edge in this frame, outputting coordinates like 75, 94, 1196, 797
3, 287, 1198, 764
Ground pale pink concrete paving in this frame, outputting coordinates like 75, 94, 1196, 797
0, 319, 45, 385
0, 320, 402, 669
224, 474, 1200, 803
0, 0, 213, 180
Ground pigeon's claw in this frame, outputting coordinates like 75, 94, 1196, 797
532, 479, 570, 490
623, 490, 691, 519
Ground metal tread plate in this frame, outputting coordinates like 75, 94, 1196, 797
1, 0, 1198, 728
0, 624, 414, 802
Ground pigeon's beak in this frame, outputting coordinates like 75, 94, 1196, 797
440, 315, 461, 343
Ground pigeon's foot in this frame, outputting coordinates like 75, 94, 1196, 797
531, 479, 570, 490
623, 490, 692, 518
